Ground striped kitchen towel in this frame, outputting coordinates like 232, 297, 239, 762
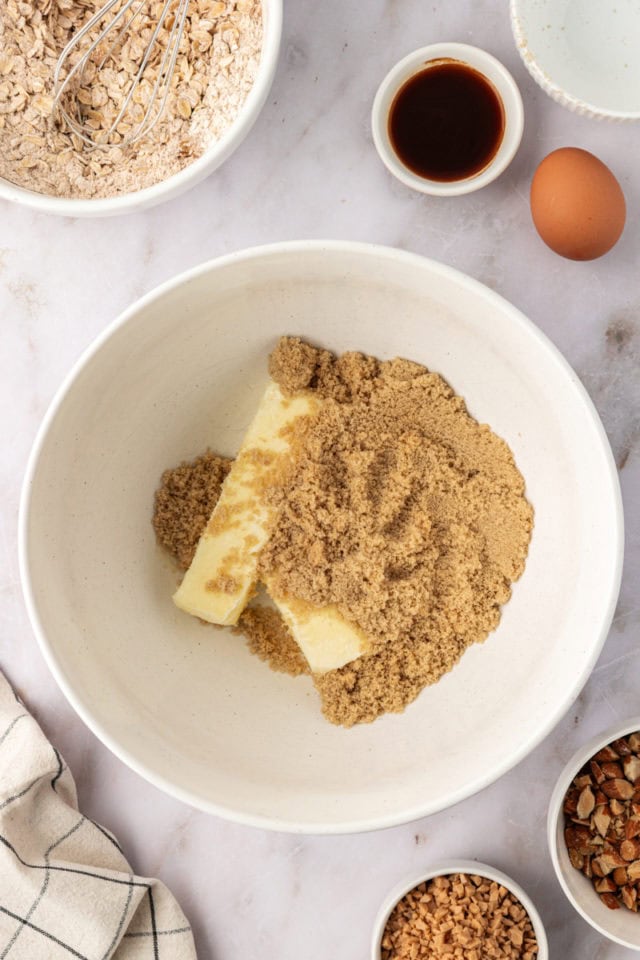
0, 670, 197, 959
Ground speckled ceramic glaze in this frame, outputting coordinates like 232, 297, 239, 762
511, 0, 640, 120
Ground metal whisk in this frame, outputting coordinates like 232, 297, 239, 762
52, 0, 190, 148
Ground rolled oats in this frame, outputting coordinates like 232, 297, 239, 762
0, 0, 262, 198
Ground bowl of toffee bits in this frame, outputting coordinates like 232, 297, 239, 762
549, 720, 640, 949
372, 861, 547, 960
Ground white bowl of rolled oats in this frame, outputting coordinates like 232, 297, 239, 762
372, 861, 548, 960
0, 0, 280, 216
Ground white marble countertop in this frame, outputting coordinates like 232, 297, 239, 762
1, 1, 639, 957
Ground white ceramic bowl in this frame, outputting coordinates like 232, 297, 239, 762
20, 241, 622, 833
0, 0, 281, 217
511, 0, 640, 120
371, 860, 549, 959
548, 719, 640, 949
371, 43, 524, 196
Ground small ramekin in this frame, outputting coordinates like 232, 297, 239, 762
548, 718, 640, 950
371, 860, 548, 959
371, 43, 524, 197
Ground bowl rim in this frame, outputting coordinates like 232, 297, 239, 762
0, 0, 283, 217
510, 0, 640, 122
371, 42, 524, 196
19, 239, 624, 833
370, 859, 549, 959
548, 717, 640, 949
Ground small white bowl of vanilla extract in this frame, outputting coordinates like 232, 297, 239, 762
372, 42, 524, 196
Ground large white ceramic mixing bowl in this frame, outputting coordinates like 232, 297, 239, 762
20, 242, 622, 832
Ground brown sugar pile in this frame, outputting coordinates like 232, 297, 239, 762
153, 336, 533, 727
153, 451, 232, 570
262, 337, 533, 725
153, 451, 308, 674
239, 606, 309, 676
381, 874, 538, 960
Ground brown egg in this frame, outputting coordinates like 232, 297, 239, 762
530, 148, 626, 261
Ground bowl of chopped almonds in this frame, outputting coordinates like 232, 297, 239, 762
549, 721, 640, 949
0, 0, 281, 216
372, 860, 547, 960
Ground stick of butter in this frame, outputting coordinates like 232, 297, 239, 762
268, 589, 369, 674
173, 381, 320, 625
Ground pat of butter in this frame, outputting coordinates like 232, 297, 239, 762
173, 381, 320, 626
268, 590, 369, 674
